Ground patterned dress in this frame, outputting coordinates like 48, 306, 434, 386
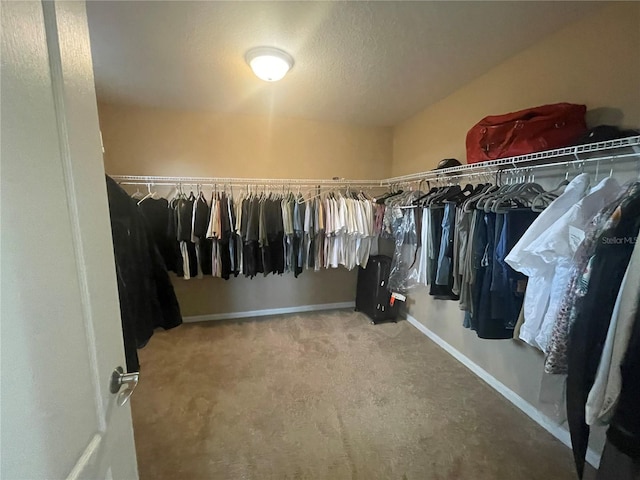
543, 184, 638, 374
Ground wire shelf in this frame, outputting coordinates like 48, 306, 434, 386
385, 135, 640, 185
111, 135, 640, 188
112, 175, 386, 188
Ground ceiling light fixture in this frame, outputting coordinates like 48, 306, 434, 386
245, 46, 294, 82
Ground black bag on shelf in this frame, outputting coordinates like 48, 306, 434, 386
355, 255, 399, 324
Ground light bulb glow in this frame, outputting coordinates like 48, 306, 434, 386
245, 47, 293, 82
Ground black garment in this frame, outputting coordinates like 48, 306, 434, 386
194, 195, 210, 238
190, 194, 212, 276
293, 199, 305, 278
227, 197, 239, 276
567, 185, 640, 478
200, 238, 213, 276
138, 197, 182, 274
172, 195, 198, 277
164, 198, 185, 277
260, 198, 283, 276
597, 439, 640, 480
106, 176, 182, 371
218, 194, 232, 280
490, 213, 506, 321
269, 199, 285, 274
243, 197, 263, 278
260, 200, 273, 275
186, 241, 198, 277
606, 303, 640, 461
469, 209, 487, 332
176, 196, 194, 242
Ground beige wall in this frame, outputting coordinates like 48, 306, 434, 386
392, 2, 640, 175
98, 104, 392, 316
99, 103, 392, 179
173, 269, 357, 317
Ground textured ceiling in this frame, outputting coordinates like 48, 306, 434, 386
86, 1, 604, 127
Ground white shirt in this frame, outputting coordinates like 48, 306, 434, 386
505, 173, 590, 348
528, 177, 622, 351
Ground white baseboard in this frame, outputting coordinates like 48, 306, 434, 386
183, 301, 355, 323
405, 313, 602, 468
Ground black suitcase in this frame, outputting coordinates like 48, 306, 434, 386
355, 255, 400, 324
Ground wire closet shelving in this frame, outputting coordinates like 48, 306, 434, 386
111, 135, 640, 189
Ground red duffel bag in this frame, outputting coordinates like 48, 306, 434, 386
465, 103, 587, 164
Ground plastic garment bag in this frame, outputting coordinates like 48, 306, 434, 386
388, 205, 420, 292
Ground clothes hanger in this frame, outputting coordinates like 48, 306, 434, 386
420, 179, 444, 204
137, 183, 156, 205
424, 181, 455, 207
413, 184, 440, 206
376, 185, 404, 204
430, 184, 462, 206
460, 172, 496, 212
475, 169, 515, 211
430, 175, 471, 206
461, 183, 493, 212
531, 166, 571, 212
440, 183, 475, 205
484, 170, 527, 212
461, 171, 496, 212
492, 169, 545, 213
131, 185, 145, 200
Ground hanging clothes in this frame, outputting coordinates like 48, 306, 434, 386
191, 192, 210, 278
566, 182, 640, 478
543, 192, 629, 374
175, 192, 198, 279
505, 173, 591, 348
138, 196, 183, 276
385, 191, 420, 293
586, 238, 640, 426
106, 176, 182, 372
293, 196, 305, 277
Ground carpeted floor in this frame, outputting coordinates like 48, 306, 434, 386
131, 310, 586, 479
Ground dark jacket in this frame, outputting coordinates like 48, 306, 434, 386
606, 305, 640, 460
106, 176, 182, 371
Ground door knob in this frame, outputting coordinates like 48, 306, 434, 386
110, 366, 139, 406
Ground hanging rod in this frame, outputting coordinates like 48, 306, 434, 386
110, 135, 640, 189
385, 135, 640, 185
111, 175, 386, 188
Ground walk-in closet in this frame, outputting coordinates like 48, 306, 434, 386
2, 2, 640, 480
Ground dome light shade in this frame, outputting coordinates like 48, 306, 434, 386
245, 47, 294, 82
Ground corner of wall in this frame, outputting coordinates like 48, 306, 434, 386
390, 2, 640, 177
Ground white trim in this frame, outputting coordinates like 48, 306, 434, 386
183, 302, 355, 323
66, 433, 103, 480
405, 313, 602, 468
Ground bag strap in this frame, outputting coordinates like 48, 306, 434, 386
482, 122, 520, 159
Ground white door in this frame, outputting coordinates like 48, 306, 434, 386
1, 1, 138, 478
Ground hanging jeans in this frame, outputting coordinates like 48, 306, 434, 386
435, 202, 456, 286
429, 206, 458, 300
490, 210, 539, 329
475, 213, 512, 339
